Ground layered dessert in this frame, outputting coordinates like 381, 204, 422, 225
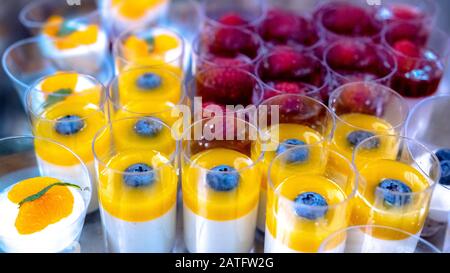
98, 150, 177, 253
351, 158, 432, 252
30, 73, 106, 213
116, 28, 183, 74
182, 148, 260, 253
0, 177, 85, 253
40, 15, 108, 73
252, 123, 324, 231
429, 149, 450, 222
102, 0, 170, 37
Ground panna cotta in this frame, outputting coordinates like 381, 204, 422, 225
0, 177, 86, 253
40, 15, 108, 73
27, 72, 107, 213
182, 148, 261, 253
101, 0, 170, 37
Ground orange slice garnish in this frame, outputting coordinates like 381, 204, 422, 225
41, 73, 78, 93
8, 177, 74, 235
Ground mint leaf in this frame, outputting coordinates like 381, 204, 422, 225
42, 88, 72, 108
145, 35, 155, 52
18, 182, 82, 208
57, 21, 78, 37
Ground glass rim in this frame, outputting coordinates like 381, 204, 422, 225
259, 93, 336, 141
92, 116, 178, 175
19, 0, 100, 29
25, 71, 107, 123
323, 39, 398, 83
328, 81, 409, 131
406, 94, 450, 135
268, 145, 359, 210
191, 30, 265, 64
113, 26, 185, 68
0, 135, 91, 229
319, 224, 441, 253
181, 116, 265, 175
199, 0, 268, 29
108, 66, 186, 116
379, 0, 438, 23
382, 21, 450, 61
255, 50, 331, 93
353, 134, 441, 196
316, 0, 384, 40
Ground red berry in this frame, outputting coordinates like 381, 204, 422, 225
218, 12, 248, 26
339, 84, 377, 115
263, 81, 315, 99
391, 4, 423, 21
393, 40, 421, 58
208, 27, 260, 59
263, 48, 315, 79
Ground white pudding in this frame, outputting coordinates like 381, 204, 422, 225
264, 228, 345, 253
183, 205, 258, 253
40, 26, 108, 74
0, 186, 85, 253
36, 154, 96, 213
342, 228, 421, 253
101, 205, 176, 253
256, 189, 266, 232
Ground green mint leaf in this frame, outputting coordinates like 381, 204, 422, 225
18, 182, 82, 208
145, 35, 155, 52
42, 88, 72, 108
57, 21, 78, 37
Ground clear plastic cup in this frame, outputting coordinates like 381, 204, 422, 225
0, 136, 91, 253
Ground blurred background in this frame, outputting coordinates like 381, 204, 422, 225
0, 0, 449, 138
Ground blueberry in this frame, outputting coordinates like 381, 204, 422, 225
293, 192, 328, 220
377, 179, 412, 207
439, 160, 450, 186
436, 149, 450, 162
276, 139, 309, 163
347, 130, 379, 149
134, 118, 162, 137
206, 165, 240, 192
137, 73, 162, 90
123, 163, 155, 187
54, 115, 85, 135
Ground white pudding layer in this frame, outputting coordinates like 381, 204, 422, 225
183, 205, 258, 253
40, 27, 108, 74
343, 228, 420, 253
264, 228, 345, 253
0, 186, 85, 253
101, 205, 176, 253
257, 188, 266, 232
36, 155, 96, 213
429, 184, 450, 223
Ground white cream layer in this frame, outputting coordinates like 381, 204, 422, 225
0, 186, 85, 253
101, 205, 176, 253
183, 205, 258, 253
257, 188, 266, 232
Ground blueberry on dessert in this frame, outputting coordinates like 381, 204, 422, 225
276, 139, 309, 163
137, 73, 162, 90
123, 163, 155, 187
347, 130, 379, 149
134, 118, 163, 137
54, 115, 85, 135
435, 149, 450, 162
377, 179, 412, 207
293, 192, 328, 220
439, 160, 450, 186
206, 165, 240, 192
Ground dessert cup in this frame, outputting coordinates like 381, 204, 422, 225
319, 225, 440, 253
265, 145, 357, 253
375, 0, 437, 27
0, 136, 91, 253
181, 116, 264, 253
406, 95, 450, 242
252, 94, 335, 232
108, 67, 184, 126
100, 0, 171, 38
329, 82, 409, 161
26, 72, 107, 213
2, 37, 113, 106
324, 39, 397, 87
383, 22, 449, 107
256, 47, 330, 101
352, 135, 441, 250
93, 117, 178, 253
113, 26, 184, 75
19, 0, 109, 74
